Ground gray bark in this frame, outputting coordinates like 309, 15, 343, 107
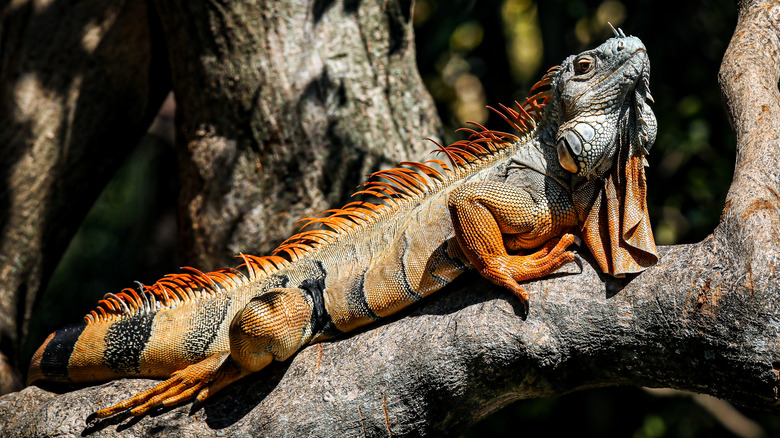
160, 0, 439, 270
1, 0, 779, 436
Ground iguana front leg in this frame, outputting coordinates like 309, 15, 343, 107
448, 180, 579, 311
92, 288, 314, 418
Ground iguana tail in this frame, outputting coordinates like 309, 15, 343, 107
28, 320, 160, 385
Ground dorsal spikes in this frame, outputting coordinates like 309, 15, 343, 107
424, 137, 463, 167
353, 182, 404, 204
398, 161, 445, 182
608, 22, 627, 39
371, 169, 426, 195
133, 281, 150, 311
237, 253, 258, 281
609, 22, 619, 37
83, 71, 556, 325
180, 266, 220, 291
422, 159, 452, 174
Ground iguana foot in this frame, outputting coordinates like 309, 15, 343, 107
90, 352, 254, 419
515, 234, 581, 258
476, 233, 580, 311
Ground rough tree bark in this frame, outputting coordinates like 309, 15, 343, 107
1, 0, 779, 436
160, 0, 438, 270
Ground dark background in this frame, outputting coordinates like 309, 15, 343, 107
23, 0, 780, 436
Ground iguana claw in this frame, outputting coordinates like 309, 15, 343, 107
573, 254, 584, 273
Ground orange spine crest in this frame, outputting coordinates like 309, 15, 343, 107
83, 71, 556, 324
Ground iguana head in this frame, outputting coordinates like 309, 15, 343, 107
554, 29, 656, 179
548, 29, 659, 277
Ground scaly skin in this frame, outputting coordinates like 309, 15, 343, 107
27, 31, 658, 419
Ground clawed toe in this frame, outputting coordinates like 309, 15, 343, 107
89, 353, 237, 420
572, 253, 584, 273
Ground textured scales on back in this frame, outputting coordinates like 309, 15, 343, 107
28, 30, 658, 420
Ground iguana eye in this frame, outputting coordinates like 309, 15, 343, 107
575, 56, 594, 74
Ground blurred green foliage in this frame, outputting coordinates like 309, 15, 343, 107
459, 386, 780, 438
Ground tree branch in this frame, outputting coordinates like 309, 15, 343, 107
2, 0, 780, 436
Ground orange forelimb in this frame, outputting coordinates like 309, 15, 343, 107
448, 180, 580, 312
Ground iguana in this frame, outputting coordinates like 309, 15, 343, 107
27, 29, 658, 419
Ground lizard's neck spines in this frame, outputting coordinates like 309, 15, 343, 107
84, 69, 558, 326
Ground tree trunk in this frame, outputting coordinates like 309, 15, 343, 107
1, 0, 780, 436
0, 0, 170, 394
157, 0, 439, 270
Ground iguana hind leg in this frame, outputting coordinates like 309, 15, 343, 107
448, 181, 578, 311
91, 351, 247, 418
92, 287, 313, 418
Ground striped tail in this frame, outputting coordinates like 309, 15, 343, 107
28, 312, 174, 385
28, 322, 98, 384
